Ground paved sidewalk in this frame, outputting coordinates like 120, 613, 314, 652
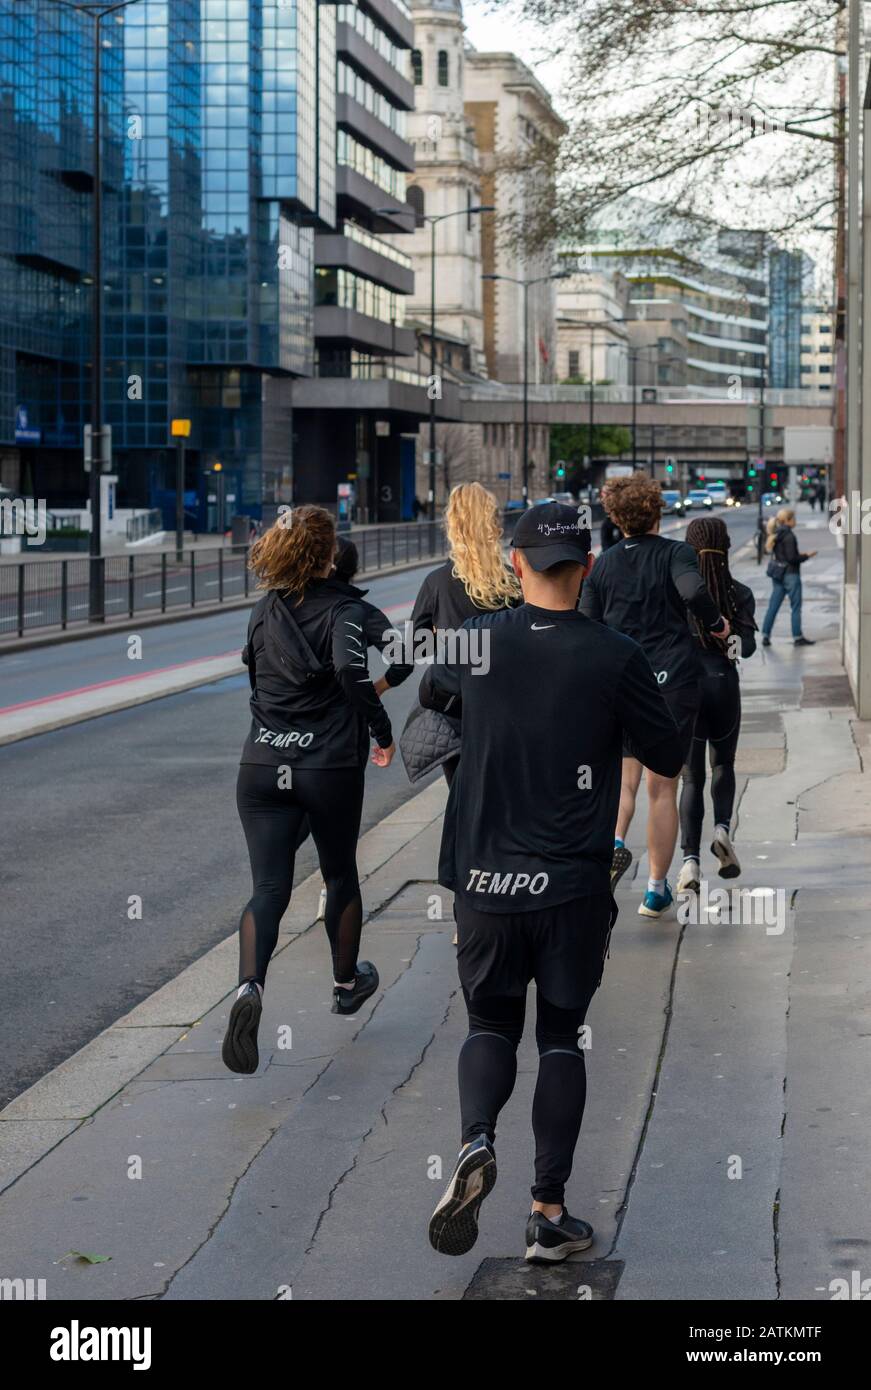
1, 506, 869, 1300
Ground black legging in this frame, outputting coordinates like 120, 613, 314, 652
236, 763, 365, 986
458, 980, 602, 1205
679, 659, 741, 860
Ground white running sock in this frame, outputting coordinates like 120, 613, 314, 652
237, 981, 263, 1001
647, 877, 666, 896
334, 978, 354, 990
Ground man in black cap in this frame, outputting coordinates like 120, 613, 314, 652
422, 503, 684, 1263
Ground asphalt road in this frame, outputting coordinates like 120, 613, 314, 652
0, 505, 760, 1107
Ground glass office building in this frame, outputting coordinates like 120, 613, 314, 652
0, 0, 331, 524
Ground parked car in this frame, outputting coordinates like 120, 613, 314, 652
661, 489, 685, 515
686, 489, 714, 510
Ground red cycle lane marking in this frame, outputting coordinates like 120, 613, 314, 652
0, 650, 240, 716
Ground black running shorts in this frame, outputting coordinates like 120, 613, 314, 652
455, 892, 617, 1008
623, 679, 700, 767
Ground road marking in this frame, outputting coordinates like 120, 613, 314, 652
0, 649, 239, 716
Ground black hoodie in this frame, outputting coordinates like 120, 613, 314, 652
240, 577, 396, 769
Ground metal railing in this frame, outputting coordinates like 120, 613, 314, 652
125, 509, 163, 543
0, 519, 449, 640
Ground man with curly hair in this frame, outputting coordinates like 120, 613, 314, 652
580, 474, 731, 917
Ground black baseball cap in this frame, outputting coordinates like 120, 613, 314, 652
511, 502, 592, 571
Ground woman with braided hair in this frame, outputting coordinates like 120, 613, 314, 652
676, 515, 757, 894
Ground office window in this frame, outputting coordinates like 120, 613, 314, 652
411, 49, 422, 85
568, 350, 579, 377
438, 50, 448, 87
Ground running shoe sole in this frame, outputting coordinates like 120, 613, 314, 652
222, 991, 262, 1075
525, 1231, 594, 1263
331, 963, 379, 1016
428, 1147, 497, 1257
637, 898, 673, 919
711, 838, 741, 879
610, 845, 633, 891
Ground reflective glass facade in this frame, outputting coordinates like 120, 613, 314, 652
0, 0, 324, 518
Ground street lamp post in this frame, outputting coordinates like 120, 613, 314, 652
559, 314, 628, 480
483, 270, 570, 506
374, 203, 494, 516
55, 0, 141, 622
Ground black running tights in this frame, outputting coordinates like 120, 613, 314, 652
459, 989, 597, 1205
679, 663, 741, 859
236, 763, 365, 987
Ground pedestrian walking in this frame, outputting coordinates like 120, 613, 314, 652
600, 514, 622, 551
423, 502, 683, 1261
580, 474, 731, 918
222, 507, 397, 1076
676, 516, 757, 893
761, 508, 817, 648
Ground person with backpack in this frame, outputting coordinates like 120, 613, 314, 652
676, 516, 757, 892
761, 508, 817, 647
222, 507, 398, 1075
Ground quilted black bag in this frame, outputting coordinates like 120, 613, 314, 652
399, 703, 461, 783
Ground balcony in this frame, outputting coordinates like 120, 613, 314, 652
335, 94, 415, 173
315, 232, 414, 295
358, 0, 414, 48
335, 21, 414, 111
314, 305, 417, 357
335, 166, 416, 232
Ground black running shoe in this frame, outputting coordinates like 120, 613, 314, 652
222, 982, 262, 1075
525, 1208, 594, 1263
428, 1136, 497, 1257
610, 843, 633, 891
794, 636, 815, 647
331, 960, 379, 1016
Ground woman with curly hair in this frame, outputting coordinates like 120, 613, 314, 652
411, 481, 521, 787
223, 506, 398, 1075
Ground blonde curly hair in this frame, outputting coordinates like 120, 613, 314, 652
444, 482, 521, 610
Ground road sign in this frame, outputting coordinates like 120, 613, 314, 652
497, 471, 510, 479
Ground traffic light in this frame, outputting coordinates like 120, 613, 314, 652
556, 464, 566, 478
770, 472, 777, 484
666, 462, 674, 474
748, 466, 756, 478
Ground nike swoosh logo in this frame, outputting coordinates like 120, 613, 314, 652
625, 543, 639, 548
531, 622, 555, 630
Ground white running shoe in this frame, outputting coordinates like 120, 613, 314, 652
316, 884, 327, 920
676, 858, 701, 894
711, 826, 741, 879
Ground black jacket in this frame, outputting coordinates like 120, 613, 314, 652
240, 578, 394, 769
420, 604, 683, 911
580, 533, 726, 691
772, 526, 810, 575
411, 561, 519, 634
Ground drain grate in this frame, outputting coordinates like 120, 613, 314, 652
463, 1257, 624, 1301
801, 674, 853, 708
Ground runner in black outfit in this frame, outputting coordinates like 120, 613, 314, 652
296, 535, 413, 917
222, 507, 397, 1076
580, 474, 731, 918
411, 481, 520, 788
423, 502, 684, 1262
677, 516, 757, 892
